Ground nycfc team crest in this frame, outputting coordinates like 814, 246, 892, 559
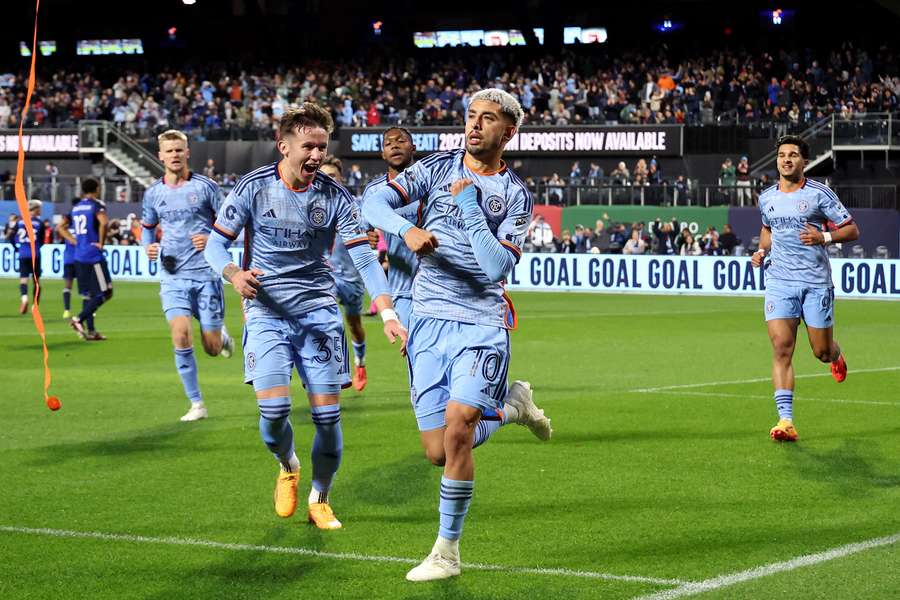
247, 352, 256, 371
766, 301, 775, 313
484, 194, 507, 218
189, 193, 199, 205
797, 200, 809, 213
309, 206, 327, 226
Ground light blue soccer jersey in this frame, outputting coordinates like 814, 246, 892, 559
759, 179, 852, 287
142, 173, 222, 281
362, 173, 419, 301
328, 198, 365, 289
371, 149, 531, 329
211, 162, 386, 319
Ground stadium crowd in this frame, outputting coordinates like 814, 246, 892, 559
1, 42, 896, 138
524, 214, 744, 256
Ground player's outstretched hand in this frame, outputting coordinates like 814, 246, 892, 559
403, 226, 439, 256
450, 178, 474, 197
191, 234, 210, 251
145, 242, 160, 261
231, 268, 264, 299
366, 228, 380, 249
799, 223, 825, 246
751, 249, 765, 268
383, 319, 409, 356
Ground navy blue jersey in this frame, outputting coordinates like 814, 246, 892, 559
13, 216, 45, 259
70, 198, 107, 264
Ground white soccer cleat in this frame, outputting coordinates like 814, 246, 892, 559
220, 325, 234, 359
180, 404, 208, 422
505, 380, 552, 441
405, 551, 461, 582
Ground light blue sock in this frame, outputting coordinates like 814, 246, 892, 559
775, 389, 794, 420
310, 404, 343, 493
352, 340, 366, 366
472, 419, 502, 448
439, 477, 474, 541
258, 397, 295, 467
174, 347, 202, 404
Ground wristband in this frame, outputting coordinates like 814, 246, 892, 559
380, 308, 399, 323
823, 231, 833, 244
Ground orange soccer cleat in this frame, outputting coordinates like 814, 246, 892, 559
770, 419, 799, 442
831, 354, 848, 383
273, 469, 300, 518
308, 502, 342, 530
353, 365, 367, 392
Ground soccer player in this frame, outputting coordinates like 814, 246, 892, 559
57, 178, 113, 341
752, 135, 859, 442
318, 155, 369, 391
361, 127, 419, 329
61, 200, 77, 319
13, 200, 45, 314
363, 89, 552, 581
141, 129, 235, 422
204, 104, 407, 530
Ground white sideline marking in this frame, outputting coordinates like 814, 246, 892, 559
634, 532, 900, 599
0, 525, 686, 587
651, 390, 900, 407
631, 366, 900, 393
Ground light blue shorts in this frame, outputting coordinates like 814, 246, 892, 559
335, 278, 365, 317
242, 304, 351, 394
764, 280, 835, 329
160, 278, 225, 330
394, 296, 413, 331
407, 315, 509, 431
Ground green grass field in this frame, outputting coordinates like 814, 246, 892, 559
2, 281, 899, 599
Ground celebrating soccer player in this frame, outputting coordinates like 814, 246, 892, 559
57, 178, 113, 341
12, 200, 45, 314
752, 135, 859, 441
141, 129, 235, 422
204, 104, 406, 530
360, 127, 419, 329
363, 89, 553, 581
318, 156, 370, 391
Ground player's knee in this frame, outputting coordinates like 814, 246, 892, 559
443, 420, 475, 454
424, 447, 446, 466
772, 337, 794, 359
813, 346, 832, 362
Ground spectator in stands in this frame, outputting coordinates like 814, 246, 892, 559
587, 162, 603, 184
719, 158, 736, 202
348, 164, 363, 189
610, 161, 630, 185
4, 214, 18, 240
622, 228, 647, 255
547, 173, 566, 204
42, 219, 53, 244
573, 224, 588, 253
736, 156, 751, 204
528, 215, 555, 253
203, 158, 216, 179
652, 218, 679, 255
633, 159, 649, 186
558, 229, 576, 253
569, 161, 581, 184
592, 219, 610, 253
679, 232, 701, 256
702, 226, 722, 255
609, 223, 628, 253
718, 224, 741, 255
